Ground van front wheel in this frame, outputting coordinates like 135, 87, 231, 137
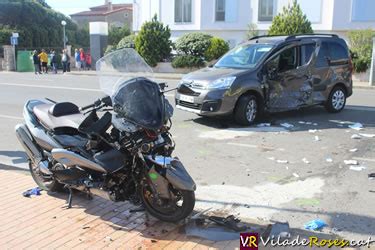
325, 86, 346, 113
234, 95, 258, 126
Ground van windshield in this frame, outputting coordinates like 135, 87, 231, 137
215, 43, 274, 69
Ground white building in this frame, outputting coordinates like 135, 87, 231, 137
133, 0, 375, 46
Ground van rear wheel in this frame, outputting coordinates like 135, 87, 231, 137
234, 94, 258, 126
325, 86, 346, 113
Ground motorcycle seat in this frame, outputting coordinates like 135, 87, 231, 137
33, 103, 85, 130
49, 102, 80, 117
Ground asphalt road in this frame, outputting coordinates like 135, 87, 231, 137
1, 72, 375, 242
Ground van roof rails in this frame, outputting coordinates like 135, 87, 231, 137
249, 33, 339, 41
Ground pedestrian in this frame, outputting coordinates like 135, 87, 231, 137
38, 49, 49, 74
50, 50, 58, 74
74, 48, 81, 70
61, 49, 70, 74
32, 50, 41, 75
85, 51, 92, 70
79, 48, 86, 70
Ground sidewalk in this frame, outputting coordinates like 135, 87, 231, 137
67, 71, 375, 89
0, 168, 236, 249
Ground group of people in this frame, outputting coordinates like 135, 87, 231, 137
32, 48, 91, 75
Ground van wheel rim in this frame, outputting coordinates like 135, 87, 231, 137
246, 99, 257, 122
332, 90, 345, 110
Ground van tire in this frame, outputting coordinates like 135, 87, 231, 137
325, 86, 346, 113
234, 94, 258, 126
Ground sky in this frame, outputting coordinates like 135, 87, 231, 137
47, 0, 132, 16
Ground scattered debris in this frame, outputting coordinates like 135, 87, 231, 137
351, 134, 361, 139
191, 208, 213, 220
151, 240, 158, 243
277, 160, 289, 164
349, 123, 363, 131
302, 158, 310, 164
105, 236, 113, 242
313, 123, 318, 126
222, 182, 225, 185
246, 169, 251, 172
326, 158, 333, 163
349, 166, 366, 171
369, 173, 375, 180
314, 136, 321, 141
262, 222, 290, 239
304, 219, 327, 231
344, 160, 359, 165
298, 121, 306, 124
349, 148, 358, 152
280, 123, 294, 129
293, 173, 300, 178
208, 215, 247, 232
257, 123, 271, 127
309, 129, 318, 133
331, 228, 341, 234
268, 157, 276, 161
22, 187, 42, 198
359, 133, 375, 138
82, 226, 90, 230
305, 122, 313, 125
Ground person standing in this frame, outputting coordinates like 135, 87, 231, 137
50, 50, 58, 74
38, 49, 49, 73
32, 50, 41, 75
74, 48, 81, 70
79, 48, 86, 70
61, 49, 70, 74
85, 52, 92, 70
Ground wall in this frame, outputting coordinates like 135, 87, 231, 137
106, 9, 133, 29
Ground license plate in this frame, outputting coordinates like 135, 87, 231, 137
179, 94, 194, 103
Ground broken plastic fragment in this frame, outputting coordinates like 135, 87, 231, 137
302, 158, 310, 164
298, 121, 306, 124
309, 129, 318, 133
326, 158, 333, 163
349, 148, 358, 152
257, 123, 271, 127
351, 134, 361, 139
280, 123, 294, 129
349, 166, 366, 171
344, 160, 358, 165
293, 173, 300, 178
268, 157, 276, 161
359, 133, 375, 138
304, 219, 327, 231
277, 160, 288, 164
314, 136, 321, 141
349, 123, 363, 131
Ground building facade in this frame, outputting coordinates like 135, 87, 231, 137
133, 0, 375, 46
71, 1, 133, 29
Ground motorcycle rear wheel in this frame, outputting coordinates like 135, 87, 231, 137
140, 183, 195, 222
29, 161, 64, 192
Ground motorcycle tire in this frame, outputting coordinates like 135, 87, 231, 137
29, 161, 64, 192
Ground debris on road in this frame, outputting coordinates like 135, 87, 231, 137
268, 157, 276, 161
277, 160, 289, 164
314, 136, 321, 141
359, 133, 375, 138
349, 148, 358, 152
349, 166, 366, 171
262, 222, 290, 239
280, 123, 294, 129
344, 160, 359, 165
298, 121, 306, 124
22, 187, 42, 198
351, 134, 361, 139
257, 123, 271, 127
293, 173, 300, 178
326, 158, 333, 163
302, 158, 310, 164
304, 219, 327, 231
369, 173, 375, 180
309, 129, 318, 133
313, 123, 318, 126
349, 123, 363, 131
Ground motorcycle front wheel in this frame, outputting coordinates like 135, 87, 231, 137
29, 161, 63, 192
140, 183, 195, 222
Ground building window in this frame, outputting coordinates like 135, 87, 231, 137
352, 0, 375, 21
175, 0, 192, 23
215, 0, 225, 21
258, 0, 274, 21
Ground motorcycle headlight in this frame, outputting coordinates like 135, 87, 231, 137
206, 76, 236, 90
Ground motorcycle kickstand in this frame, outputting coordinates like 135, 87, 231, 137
63, 185, 73, 209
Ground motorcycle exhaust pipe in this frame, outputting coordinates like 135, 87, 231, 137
89, 188, 113, 201
15, 124, 52, 175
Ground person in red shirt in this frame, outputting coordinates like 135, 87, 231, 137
85, 52, 92, 70
79, 48, 86, 70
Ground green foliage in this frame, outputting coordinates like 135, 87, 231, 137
348, 29, 375, 73
246, 23, 259, 39
204, 37, 229, 61
0, 25, 14, 45
0, 0, 89, 48
108, 25, 131, 46
174, 33, 212, 57
104, 45, 116, 55
117, 34, 137, 49
268, 0, 313, 35
135, 15, 172, 67
172, 55, 205, 68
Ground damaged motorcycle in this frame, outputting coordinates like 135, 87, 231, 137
15, 49, 196, 222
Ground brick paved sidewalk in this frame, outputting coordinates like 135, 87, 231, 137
0, 169, 237, 249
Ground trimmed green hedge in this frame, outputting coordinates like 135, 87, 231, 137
172, 55, 205, 68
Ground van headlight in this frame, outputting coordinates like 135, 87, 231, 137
207, 76, 236, 90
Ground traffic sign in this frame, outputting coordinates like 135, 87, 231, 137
12, 33, 19, 38
10, 36, 18, 45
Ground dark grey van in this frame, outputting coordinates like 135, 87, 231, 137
175, 34, 353, 125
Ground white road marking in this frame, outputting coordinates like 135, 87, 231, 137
227, 142, 285, 151
0, 114, 23, 120
195, 177, 325, 219
0, 82, 101, 92
199, 126, 286, 140
353, 157, 375, 163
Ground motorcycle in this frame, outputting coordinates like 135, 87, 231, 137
15, 49, 196, 222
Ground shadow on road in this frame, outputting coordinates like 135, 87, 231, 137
0, 150, 28, 165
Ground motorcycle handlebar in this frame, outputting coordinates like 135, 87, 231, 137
80, 96, 112, 111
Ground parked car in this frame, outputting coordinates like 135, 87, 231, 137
175, 34, 353, 125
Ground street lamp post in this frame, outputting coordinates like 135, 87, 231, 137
61, 20, 67, 49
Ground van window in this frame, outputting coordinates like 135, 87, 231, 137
300, 44, 315, 66
278, 47, 297, 72
329, 43, 348, 60
315, 42, 329, 68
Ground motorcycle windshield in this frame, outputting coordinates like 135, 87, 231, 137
97, 48, 164, 130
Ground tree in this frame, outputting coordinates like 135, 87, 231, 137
117, 34, 137, 49
348, 29, 375, 72
204, 37, 229, 61
108, 25, 131, 46
174, 33, 212, 58
268, 0, 313, 35
135, 15, 172, 67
